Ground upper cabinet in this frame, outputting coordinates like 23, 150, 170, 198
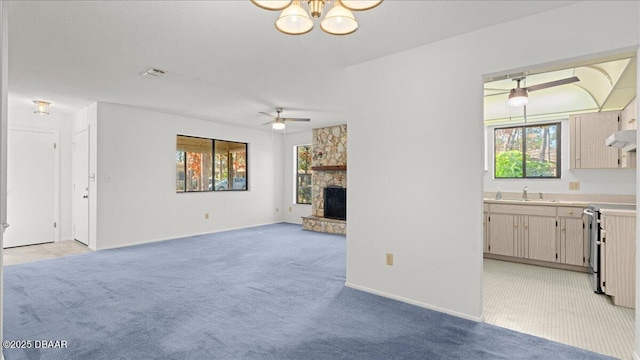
620, 97, 637, 131
619, 98, 637, 168
570, 111, 623, 169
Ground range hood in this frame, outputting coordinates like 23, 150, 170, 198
606, 129, 637, 152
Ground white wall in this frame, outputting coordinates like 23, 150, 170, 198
484, 118, 636, 195
283, 130, 312, 224
93, 102, 284, 250
7, 95, 74, 241
345, 1, 639, 321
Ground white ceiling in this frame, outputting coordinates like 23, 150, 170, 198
7, 1, 578, 131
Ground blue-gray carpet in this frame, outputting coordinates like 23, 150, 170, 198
4, 223, 613, 360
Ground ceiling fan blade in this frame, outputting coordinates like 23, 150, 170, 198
525, 76, 579, 92
484, 92, 511, 98
262, 120, 274, 125
484, 90, 510, 96
282, 117, 311, 122
259, 111, 275, 118
484, 87, 511, 91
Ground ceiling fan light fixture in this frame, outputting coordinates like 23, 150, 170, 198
272, 121, 286, 130
275, 0, 314, 35
508, 88, 528, 107
320, 1, 359, 35
340, 0, 383, 11
251, 0, 293, 11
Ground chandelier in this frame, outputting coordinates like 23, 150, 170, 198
251, 0, 383, 35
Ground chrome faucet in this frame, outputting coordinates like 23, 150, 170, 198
522, 186, 528, 201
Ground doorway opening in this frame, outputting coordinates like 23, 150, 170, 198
482, 50, 637, 359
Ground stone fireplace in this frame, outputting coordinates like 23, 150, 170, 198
302, 124, 347, 235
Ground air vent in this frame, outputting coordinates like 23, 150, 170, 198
140, 68, 167, 78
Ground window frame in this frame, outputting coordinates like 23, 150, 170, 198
213, 139, 248, 192
176, 134, 249, 193
493, 122, 561, 179
176, 135, 214, 193
295, 144, 312, 205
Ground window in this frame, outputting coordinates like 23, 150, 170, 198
176, 135, 213, 192
296, 145, 312, 204
494, 123, 560, 179
213, 140, 248, 191
176, 135, 248, 192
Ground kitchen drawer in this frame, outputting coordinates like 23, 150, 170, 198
484, 204, 489, 212
557, 207, 584, 218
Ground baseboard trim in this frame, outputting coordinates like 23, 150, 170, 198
633, 351, 639, 360
94, 221, 283, 251
344, 282, 483, 323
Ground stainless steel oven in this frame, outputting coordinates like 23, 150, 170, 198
584, 203, 636, 293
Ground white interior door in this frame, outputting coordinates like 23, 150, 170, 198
4, 129, 57, 248
73, 128, 89, 245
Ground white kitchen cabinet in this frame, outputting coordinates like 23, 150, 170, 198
487, 213, 515, 256
487, 204, 556, 261
619, 98, 637, 169
483, 204, 489, 253
485, 202, 592, 271
557, 207, 585, 266
620, 97, 637, 131
527, 216, 557, 262
570, 111, 620, 169
600, 211, 636, 309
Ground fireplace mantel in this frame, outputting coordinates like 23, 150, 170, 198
311, 165, 346, 171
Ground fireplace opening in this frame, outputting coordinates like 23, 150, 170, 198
324, 186, 346, 221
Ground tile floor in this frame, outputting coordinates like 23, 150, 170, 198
484, 258, 635, 360
3, 240, 91, 266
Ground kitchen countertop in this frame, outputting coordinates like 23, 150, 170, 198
484, 198, 637, 213
600, 208, 637, 216
483, 198, 591, 207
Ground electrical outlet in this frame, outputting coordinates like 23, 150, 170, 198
569, 182, 580, 190
386, 253, 394, 266
204, 213, 209, 220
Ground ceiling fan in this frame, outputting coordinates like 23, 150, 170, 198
260, 107, 310, 130
506, 76, 580, 107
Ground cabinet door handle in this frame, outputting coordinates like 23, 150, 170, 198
569, 210, 573, 215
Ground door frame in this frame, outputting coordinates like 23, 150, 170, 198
7, 126, 60, 245
72, 126, 90, 247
